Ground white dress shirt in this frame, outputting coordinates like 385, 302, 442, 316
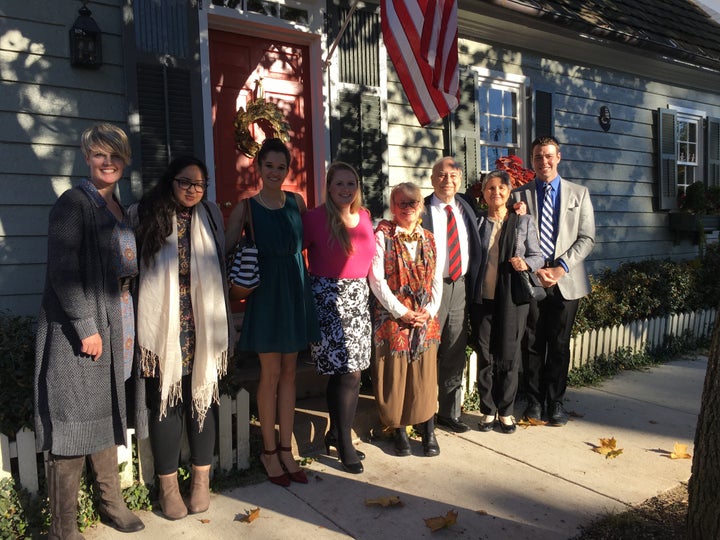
429, 194, 470, 279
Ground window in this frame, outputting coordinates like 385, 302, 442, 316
657, 107, 720, 210
450, 68, 526, 188
676, 114, 700, 192
476, 79, 522, 172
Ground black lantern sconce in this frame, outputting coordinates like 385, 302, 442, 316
69, 2, 102, 68
598, 106, 611, 132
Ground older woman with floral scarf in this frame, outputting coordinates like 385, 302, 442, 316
133, 155, 233, 520
368, 182, 443, 457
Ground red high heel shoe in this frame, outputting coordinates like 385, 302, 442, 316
260, 448, 290, 487
279, 446, 308, 484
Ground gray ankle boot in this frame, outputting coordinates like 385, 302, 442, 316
89, 447, 145, 533
47, 454, 85, 540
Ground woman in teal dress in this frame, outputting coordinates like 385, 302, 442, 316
226, 138, 319, 487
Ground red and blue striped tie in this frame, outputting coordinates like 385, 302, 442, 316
446, 205, 462, 281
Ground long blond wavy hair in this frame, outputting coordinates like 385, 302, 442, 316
325, 161, 365, 255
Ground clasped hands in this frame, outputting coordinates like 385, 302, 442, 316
536, 265, 566, 287
400, 309, 430, 327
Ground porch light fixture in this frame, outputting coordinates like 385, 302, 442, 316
599, 106, 611, 131
69, 2, 102, 68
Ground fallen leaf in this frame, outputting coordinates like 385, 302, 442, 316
424, 509, 458, 532
592, 437, 624, 459
670, 442, 692, 459
365, 496, 404, 507
199, 518, 210, 524
235, 508, 261, 523
517, 418, 548, 428
476, 509, 489, 516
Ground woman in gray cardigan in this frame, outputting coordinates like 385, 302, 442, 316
34, 123, 144, 538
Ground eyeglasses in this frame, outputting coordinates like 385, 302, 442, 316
174, 178, 207, 193
394, 200, 421, 210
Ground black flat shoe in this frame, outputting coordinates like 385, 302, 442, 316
478, 421, 495, 432
498, 417, 516, 434
393, 428, 411, 456
324, 432, 366, 460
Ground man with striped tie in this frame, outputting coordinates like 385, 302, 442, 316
511, 136, 595, 426
422, 157, 483, 434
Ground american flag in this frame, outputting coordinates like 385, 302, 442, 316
381, 0, 459, 127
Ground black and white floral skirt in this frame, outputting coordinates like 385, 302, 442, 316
310, 275, 371, 375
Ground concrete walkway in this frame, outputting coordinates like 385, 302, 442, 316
86, 356, 707, 540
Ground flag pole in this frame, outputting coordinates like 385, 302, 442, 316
322, 0, 360, 71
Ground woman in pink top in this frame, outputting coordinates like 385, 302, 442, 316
303, 162, 375, 474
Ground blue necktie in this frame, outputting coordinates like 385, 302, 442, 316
540, 183, 555, 263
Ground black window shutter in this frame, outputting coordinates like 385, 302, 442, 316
657, 108, 678, 210
130, 0, 199, 191
330, 90, 387, 217
706, 116, 720, 189
450, 68, 479, 189
535, 90, 553, 138
136, 64, 195, 189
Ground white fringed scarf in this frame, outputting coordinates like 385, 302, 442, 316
137, 203, 229, 430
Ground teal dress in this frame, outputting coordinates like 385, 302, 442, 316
239, 193, 320, 352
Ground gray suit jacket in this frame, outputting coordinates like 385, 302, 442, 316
511, 178, 595, 300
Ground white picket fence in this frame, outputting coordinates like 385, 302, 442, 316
463, 307, 717, 395
0, 389, 250, 495
2, 308, 717, 495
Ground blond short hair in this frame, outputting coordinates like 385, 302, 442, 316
80, 123, 131, 165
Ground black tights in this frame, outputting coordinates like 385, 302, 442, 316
326, 371, 361, 463
146, 375, 217, 475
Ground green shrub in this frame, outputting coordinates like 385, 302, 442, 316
573, 247, 719, 336
0, 477, 28, 539
0, 314, 35, 437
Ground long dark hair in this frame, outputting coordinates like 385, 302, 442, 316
136, 155, 209, 266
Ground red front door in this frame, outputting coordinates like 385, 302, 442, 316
209, 29, 315, 220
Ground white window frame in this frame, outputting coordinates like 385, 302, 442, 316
472, 68, 527, 173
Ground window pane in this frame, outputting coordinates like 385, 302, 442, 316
489, 89, 502, 116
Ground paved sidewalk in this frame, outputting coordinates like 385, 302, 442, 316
86, 356, 707, 540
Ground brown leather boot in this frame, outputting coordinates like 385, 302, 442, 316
47, 454, 85, 540
89, 446, 145, 533
157, 473, 188, 520
187, 465, 211, 514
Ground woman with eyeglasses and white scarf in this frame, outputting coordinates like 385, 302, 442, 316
133, 155, 233, 521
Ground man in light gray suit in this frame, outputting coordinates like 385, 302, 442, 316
511, 136, 595, 426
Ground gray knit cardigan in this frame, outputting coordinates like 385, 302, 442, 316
34, 185, 141, 455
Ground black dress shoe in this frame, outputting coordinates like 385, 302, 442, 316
436, 416, 470, 433
393, 428, 411, 456
523, 400, 542, 421
548, 402, 569, 426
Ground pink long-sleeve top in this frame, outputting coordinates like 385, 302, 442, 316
302, 205, 375, 279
